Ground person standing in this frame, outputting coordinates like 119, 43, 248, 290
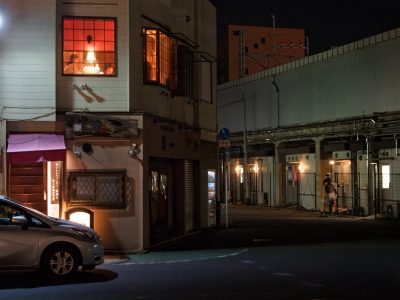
325, 179, 337, 216
323, 173, 332, 187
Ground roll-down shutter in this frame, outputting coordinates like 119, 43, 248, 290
185, 160, 194, 231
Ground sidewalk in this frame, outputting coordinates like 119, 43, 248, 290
102, 204, 388, 265
104, 253, 129, 264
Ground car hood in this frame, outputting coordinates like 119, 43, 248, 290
50, 218, 97, 233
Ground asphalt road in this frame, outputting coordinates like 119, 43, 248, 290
1, 206, 399, 299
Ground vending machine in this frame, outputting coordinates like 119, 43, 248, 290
207, 170, 216, 227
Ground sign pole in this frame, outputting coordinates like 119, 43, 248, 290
225, 148, 229, 228
219, 128, 230, 229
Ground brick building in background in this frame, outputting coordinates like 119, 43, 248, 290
218, 24, 306, 83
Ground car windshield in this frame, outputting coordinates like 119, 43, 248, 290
3, 196, 58, 222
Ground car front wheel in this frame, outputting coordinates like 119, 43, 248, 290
43, 245, 79, 278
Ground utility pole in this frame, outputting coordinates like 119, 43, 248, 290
242, 95, 249, 204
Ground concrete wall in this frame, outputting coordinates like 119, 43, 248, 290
218, 29, 400, 133
56, 0, 130, 112
64, 114, 143, 250
0, 0, 56, 122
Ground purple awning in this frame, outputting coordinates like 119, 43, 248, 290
7, 134, 66, 164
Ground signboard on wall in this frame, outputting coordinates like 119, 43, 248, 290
65, 112, 138, 139
47, 161, 61, 218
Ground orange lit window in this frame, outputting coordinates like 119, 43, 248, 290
143, 29, 171, 86
62, 16, 116, 76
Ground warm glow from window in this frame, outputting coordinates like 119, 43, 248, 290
62, 16, 116, 75
144, 29, 171, 86
382, 165, 390, 189
69, 212, 91, 227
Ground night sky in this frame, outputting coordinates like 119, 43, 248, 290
210, 0, 400, 55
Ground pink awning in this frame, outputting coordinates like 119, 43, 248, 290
7, 134, 66, 164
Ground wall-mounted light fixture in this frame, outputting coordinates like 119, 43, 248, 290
71, 83, 77, 90
73, 141, 81, 157
186, 16, 191, 22
128, 143, 138, 157
81, 83, 92, 90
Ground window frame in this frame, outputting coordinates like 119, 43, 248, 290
62, 16, 117, 76
143, 28, 171, 87
68, 170, 126, 207
174, 45, 194, 98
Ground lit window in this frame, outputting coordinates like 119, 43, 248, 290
382, 165, 390, 189
62, 16, 116, 76
143, 29, 171, 86
68, 171, 126, 207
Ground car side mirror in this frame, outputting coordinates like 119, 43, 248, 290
12, 215, 28, 225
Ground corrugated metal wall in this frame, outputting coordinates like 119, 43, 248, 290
185, 160, 194, 231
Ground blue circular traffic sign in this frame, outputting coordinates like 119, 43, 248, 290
219, 128, 230, 140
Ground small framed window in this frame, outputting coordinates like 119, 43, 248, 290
245, 47, 248, 53
261, 37, 265, 44
254, 43, 258, 49
143, 28, 171, 86
62, 16, 116, 76
68, 170, 126, 207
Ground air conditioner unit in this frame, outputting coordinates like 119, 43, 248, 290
379, 150, 390, 158
332, 151, 350, 160
286, 154, 300, 162
358, 154, 368, 161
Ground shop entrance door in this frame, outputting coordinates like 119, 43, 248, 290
149, 160, 174, 245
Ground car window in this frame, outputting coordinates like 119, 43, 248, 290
31, 216, 43, 226
0, 203, 25, 225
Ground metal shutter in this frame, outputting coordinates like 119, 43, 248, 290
185, 160, 194, 231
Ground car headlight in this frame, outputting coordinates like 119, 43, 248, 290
72, 228, 94, 238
